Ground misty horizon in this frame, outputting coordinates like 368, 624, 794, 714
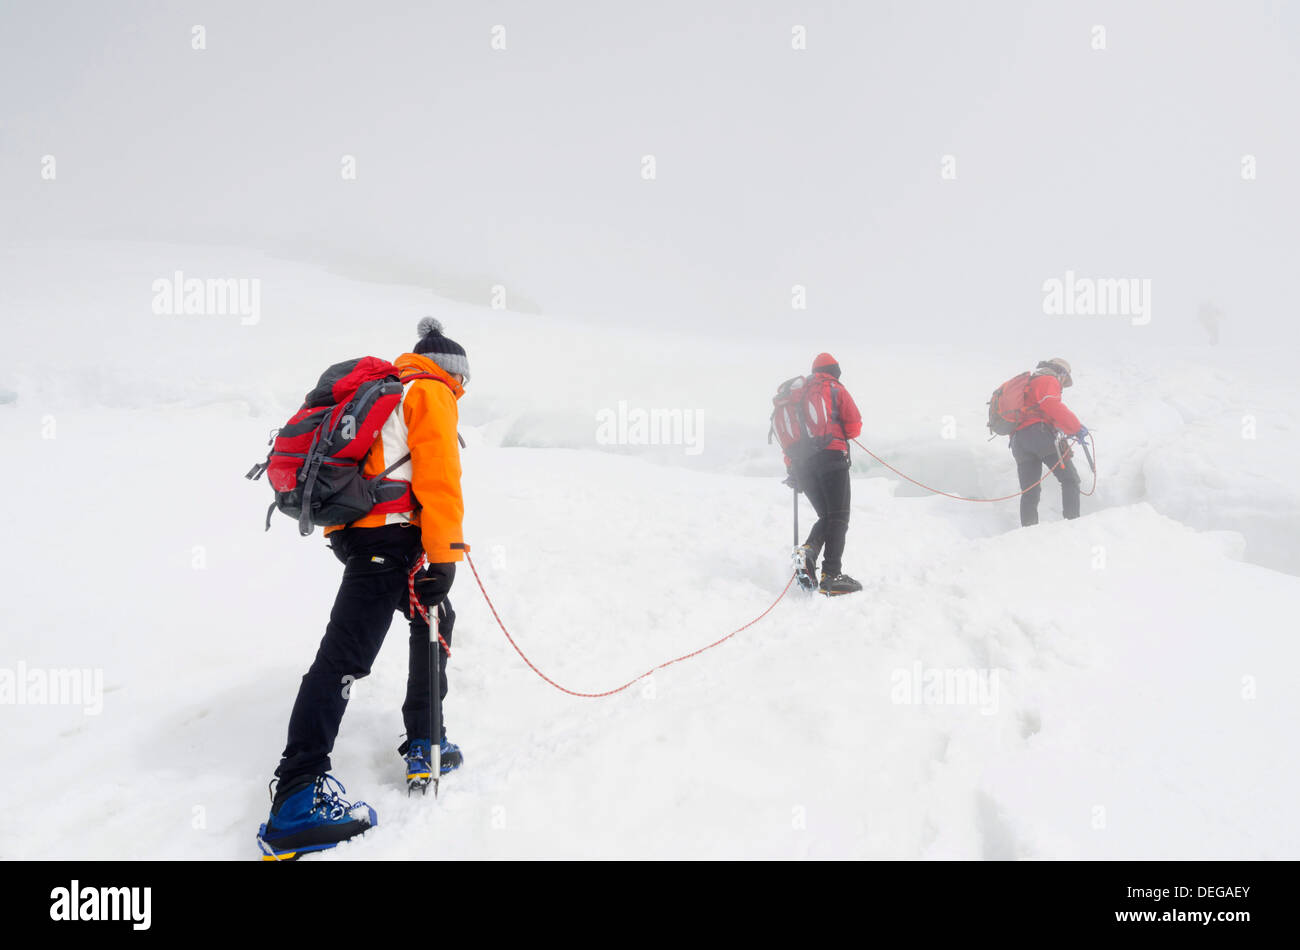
3, 1, 1297, 347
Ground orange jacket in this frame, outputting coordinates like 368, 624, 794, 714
325, 352, 466, 563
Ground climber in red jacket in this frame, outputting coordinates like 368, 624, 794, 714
786, 352, 864, 595
1012, 358, 1088, 526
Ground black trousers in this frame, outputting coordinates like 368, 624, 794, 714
794, 448, 852, 576
275, 523, 454, 788
1011, 422, 1081, 526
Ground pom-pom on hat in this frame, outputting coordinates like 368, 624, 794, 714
414, 317, 470, 384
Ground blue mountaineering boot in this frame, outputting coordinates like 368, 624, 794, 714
404, 737, 461, 793
439, 736, 463, 774
404, 739, 434, 794
256, 774, 377, 861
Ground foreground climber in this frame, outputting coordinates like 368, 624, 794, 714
256, 318, 470, 860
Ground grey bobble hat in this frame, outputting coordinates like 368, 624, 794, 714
413, 317, 470, 383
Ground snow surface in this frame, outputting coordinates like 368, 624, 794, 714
1, 242, 1297, 859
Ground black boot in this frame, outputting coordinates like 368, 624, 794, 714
819, 572, 863, 596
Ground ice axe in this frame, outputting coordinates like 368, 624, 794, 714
792, 483, 799, 548
429, 601, 445, 797
789, 481, 816, 591
1076, 433, 1096, 474
410, 597, 445, 798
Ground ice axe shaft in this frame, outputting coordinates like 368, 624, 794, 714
793, 485, 799, 547
790, 484, 817, 590
430, 602, 443, 797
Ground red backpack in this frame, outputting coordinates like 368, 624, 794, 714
769, 374, 842, 460
246, 357, 445, 535
987, 371, 1032, 435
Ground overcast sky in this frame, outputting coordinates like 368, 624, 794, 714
2, 1, 1297, 346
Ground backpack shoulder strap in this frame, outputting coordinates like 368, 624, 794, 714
369, 370, 461, 479
398, 369, 455, 392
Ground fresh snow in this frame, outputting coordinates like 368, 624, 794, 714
1, 242, 1297, 859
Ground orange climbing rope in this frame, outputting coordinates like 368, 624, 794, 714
850, 432, 1097, 501
411, 433, 1094, 699
459, 553, 797, 698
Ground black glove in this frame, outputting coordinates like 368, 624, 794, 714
414, 562, 456, 608
782, 467, 800, 492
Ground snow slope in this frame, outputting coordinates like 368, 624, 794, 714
1, 241, 1297, 859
